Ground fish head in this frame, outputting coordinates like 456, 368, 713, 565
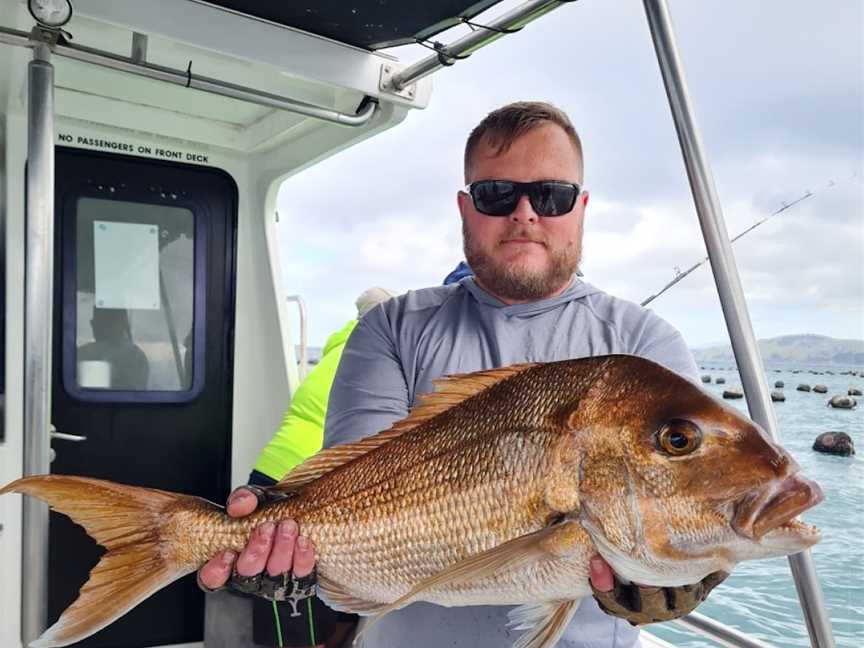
566, 356, 823, 587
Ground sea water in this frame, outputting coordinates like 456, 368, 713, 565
648, 364, 864, 647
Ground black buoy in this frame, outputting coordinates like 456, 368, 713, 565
828, 395, 857, 410
813, 432, 855, 456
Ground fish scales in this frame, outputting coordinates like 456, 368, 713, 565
265, 366, 588, 603
252, 435, 563, 603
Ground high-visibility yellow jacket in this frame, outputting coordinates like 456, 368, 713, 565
254, 319, 357, 481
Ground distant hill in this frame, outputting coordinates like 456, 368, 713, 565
692, 334, 864, 366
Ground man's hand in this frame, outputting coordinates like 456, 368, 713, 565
197, 486, 317, 600
589, 554, 728, 625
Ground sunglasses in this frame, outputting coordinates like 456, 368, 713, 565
464, 180, 583, 217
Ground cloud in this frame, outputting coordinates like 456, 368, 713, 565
276, 0, 863, 347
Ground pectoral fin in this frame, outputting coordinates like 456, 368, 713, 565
316, 574, 389, 616
358, 521, 581, 641
508, 600, 581, 648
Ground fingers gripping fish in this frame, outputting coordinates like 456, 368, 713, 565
1, 355, 823, 648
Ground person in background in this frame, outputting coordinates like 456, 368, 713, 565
442, 260, 472, 285
244, 286, 398, 648
252, 287, 400, 485
77, 308, 149, 390
199, 102, 727, 645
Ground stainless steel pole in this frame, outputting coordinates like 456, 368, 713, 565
0, 26, 377, 128
675, 612, 775, 648
641, 2, 835, 647
131, 32, 148, 64
388, 0, 572, 91
286, 295, 309, 380
55, 40, 378, 126
22, 42, 55, 645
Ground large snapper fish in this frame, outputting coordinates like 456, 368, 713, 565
2, 355, 823, 648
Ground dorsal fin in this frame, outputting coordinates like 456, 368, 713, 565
273, 427, 406, 491
390, 362, 539, 433
274, 362, 538, 492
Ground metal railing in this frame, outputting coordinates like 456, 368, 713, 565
21, 41, 54, 646
285, 295, 309, 381
0, 26, 378, 127
387, 0, 575, 91
674, 612, 775, 648
642, 1, 835, 646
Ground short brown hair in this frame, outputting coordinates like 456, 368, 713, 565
464, 101, 583, 181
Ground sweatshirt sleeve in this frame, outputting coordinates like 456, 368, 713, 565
324, 307, 410, 448
631, 312, 700, 384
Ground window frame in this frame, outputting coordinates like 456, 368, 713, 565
60, 189, 209, 403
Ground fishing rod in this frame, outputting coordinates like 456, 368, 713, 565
640, 174, 859, 307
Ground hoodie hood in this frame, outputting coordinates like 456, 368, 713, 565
461, 275, 601, 317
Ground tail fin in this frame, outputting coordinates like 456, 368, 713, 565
1, 475, 216, 648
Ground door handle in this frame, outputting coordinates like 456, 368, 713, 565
50, 425, 87, 442
49, 426, 87, 464
51, 431, 88, 442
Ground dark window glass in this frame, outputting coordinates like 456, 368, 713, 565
72, 198, 195, 393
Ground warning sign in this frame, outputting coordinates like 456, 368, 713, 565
58, 133, 209, 164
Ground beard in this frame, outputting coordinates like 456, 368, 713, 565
462, 223, 582, 302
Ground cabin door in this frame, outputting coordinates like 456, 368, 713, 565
48, 147, 237, 647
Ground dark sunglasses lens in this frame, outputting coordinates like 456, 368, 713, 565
471, 181, 519, 216
530, 182, 578, 216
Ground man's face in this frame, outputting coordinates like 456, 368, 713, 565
458, 123, 588, 304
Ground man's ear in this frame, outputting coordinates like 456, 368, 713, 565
582, 190, 590, 208
457, 190, 472, 221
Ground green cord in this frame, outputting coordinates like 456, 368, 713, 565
307, 597, 317, 646
272, 600, 284, 648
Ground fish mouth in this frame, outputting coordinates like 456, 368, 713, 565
732, 474, 824, 541
760, 516, 822, 548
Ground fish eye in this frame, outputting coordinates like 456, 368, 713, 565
656, 419, 703, 456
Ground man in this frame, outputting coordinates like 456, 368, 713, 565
77, 308, 149, 389
199, 102, 725, 646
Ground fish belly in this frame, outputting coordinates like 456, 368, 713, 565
304, 482, 592, 608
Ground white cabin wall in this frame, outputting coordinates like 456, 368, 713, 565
240, 101, 412, 484
230, 164, 296, 486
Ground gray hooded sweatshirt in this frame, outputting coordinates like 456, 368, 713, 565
324, 277, 698, 648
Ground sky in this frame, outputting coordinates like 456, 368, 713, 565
275, 0, 863, 349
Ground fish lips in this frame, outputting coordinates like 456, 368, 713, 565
731, 474, 824, 541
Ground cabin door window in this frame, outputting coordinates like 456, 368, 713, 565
70, 198, 198, 395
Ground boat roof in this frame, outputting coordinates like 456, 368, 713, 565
199, 0, 503, 49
